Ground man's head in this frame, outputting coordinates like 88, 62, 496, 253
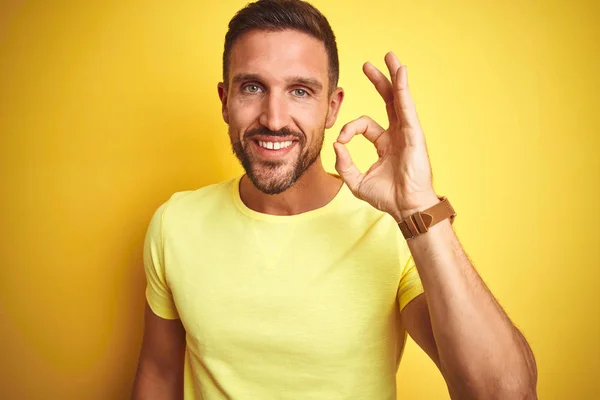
218, 0, 344, 195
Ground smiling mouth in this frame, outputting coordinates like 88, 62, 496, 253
250, 138, 299, 159
256, 140, 294, 150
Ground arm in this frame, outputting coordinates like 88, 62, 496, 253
400, 219, 538, 398
333, 52, 537, 399
132, 302, 186, 400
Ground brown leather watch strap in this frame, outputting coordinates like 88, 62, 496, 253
398, 197, 456, 240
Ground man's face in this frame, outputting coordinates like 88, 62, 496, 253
218, 29, 343, 194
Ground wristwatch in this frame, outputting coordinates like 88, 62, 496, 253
398, 197, 456, 240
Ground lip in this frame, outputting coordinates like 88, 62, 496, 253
251, 135, 299, 142
251, 139, 298, 159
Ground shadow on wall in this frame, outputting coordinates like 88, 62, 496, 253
101, 90, 233, 398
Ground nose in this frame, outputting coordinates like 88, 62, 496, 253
259, 92, 290, 132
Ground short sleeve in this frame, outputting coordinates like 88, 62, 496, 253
397, 254, 425, 312
143, 201, 180, 320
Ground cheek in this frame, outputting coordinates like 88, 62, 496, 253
293, 102, 328, 137
228, 99, 261, 134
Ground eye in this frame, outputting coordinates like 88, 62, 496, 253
243, 84, 262, 94
292, 88, 309, 97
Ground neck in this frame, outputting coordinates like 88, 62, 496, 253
239, 157, 343, 216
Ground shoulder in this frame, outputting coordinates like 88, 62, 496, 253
155, 177, 237, 227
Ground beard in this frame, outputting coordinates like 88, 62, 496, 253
230, 125, 325, 195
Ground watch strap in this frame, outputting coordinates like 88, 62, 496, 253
398, 197, 456, 240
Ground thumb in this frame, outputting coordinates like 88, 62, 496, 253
333, 141, 362, 192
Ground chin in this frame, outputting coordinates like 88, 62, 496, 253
247, 163, 299, 195
231, 134, 322, 195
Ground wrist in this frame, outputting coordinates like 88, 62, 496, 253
391, 194, 441, 223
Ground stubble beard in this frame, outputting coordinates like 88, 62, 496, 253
230, 126, 325, 195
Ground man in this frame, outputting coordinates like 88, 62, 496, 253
132, 0, 538, 399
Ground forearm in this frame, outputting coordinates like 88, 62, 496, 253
404, 215, 537, 398
132, 367, 183, 400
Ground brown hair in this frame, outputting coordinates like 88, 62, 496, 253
222, 0, 339, 92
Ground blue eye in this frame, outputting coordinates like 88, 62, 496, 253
292, 88, 308, 97
244, 84, 262, 93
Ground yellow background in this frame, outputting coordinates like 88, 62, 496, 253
1, 0, 598, 398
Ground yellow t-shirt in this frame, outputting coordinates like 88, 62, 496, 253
143, 174, 424, 400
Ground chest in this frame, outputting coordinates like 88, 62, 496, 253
164, 220, 403, 361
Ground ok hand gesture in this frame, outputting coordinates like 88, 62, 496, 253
334, 52, 439, 222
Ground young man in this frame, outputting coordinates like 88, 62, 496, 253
132, 0, 537, 399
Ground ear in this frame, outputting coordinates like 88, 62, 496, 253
325, 87, 344, 129
217, 82, 229, 124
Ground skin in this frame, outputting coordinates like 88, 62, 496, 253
217, 29, 344, 215
335, 52, 538, 399
133, 27, 538, 400
218, 28, 538, 398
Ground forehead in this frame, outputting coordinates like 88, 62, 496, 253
228, 29, 329, 85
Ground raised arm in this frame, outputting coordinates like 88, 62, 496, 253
333, 52, 537, 399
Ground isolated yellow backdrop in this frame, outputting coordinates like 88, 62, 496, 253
1, 1, 598, 399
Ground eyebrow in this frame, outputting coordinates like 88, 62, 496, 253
231, 73, 324, 93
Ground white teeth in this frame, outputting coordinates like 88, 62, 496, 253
258, 140, 293, 150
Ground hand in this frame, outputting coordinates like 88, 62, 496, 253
333, 52, 439, 222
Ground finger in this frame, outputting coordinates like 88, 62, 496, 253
337, 115, 386, 146
384, 51, 402, 90
386, 52, 422, 144
394, 65, 422, 144
333, 142, 363, 192
384, 52, 404, 124
363, 62, 397, 125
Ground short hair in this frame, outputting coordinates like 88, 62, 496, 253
222, 0, 339, 93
